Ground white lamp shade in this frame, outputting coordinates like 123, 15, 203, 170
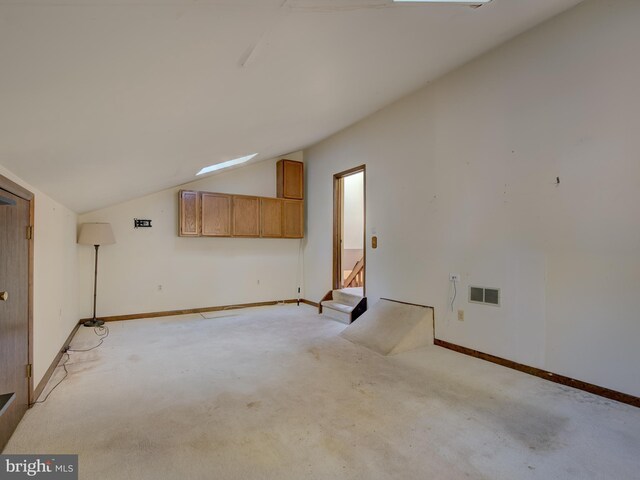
78, 223, 116, 246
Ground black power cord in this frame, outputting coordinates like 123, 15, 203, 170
67, 325, 109, 352
450, 280, 457, 311
32, 325, 109, 405
32, 353, 70, 404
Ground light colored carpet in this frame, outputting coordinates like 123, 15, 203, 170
341, 299, 433, 355
5, 305, 640, 479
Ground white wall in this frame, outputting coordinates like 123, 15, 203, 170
343, 172, 364, 251
0, 164, 79, 386
341, 172, 365, 277
78, 153, 304, 318
303, 0, 640, 396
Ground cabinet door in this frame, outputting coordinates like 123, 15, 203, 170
201, 193, 231, 237
260, 198, 283, 238
283, 200, 304, 238
232, 195, 260, 237
277, 160, 304, 200
179, 190, 200, 236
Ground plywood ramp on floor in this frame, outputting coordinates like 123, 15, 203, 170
341, 299, 433, 355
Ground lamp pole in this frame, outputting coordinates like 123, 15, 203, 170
78, 223, 115, 327
85, 244, 105, 327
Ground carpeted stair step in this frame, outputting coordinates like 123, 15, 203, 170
320, 300, 354, 324
332, 289, 363, 307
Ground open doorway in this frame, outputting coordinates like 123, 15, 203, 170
333, 165, 365, 296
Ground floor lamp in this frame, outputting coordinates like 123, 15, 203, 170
78, 223, 116, 327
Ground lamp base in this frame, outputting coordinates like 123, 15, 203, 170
83, 319, 105, 328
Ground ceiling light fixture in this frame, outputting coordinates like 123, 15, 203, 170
196, 153, 259, 176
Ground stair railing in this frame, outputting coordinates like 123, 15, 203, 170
344, 257, 364, 288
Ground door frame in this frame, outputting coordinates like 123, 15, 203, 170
0, 175, 35, 404
333, 165, 366, 295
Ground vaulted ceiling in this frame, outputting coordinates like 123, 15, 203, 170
0, 0, 582, 212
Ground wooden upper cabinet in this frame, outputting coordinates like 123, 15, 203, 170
232, 195, 260, 237
283, 200, 304, 238
277, 160, 304, 200
260, 198, 283, 238
179, 190, 200, 236
179, 183, 304, 238
201, 193, 231, 237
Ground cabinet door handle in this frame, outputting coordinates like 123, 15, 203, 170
0, 292, 8, 301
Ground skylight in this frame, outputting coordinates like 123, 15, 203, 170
196, 153, 258, 176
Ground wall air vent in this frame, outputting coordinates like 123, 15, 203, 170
469, 286, 500, 306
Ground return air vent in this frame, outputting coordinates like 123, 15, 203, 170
469, 286, 500, 306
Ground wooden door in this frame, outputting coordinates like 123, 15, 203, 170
260, 198, 283, 238
232, 195, 260, 237
283, 200, 304, 238
277, 160, 304, 200
0, 189, 30, 451
179, 190, 200, 236
201, 193, 231, 237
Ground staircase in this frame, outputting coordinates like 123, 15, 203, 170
344, 257, 364, 288
319, 288, 367, 324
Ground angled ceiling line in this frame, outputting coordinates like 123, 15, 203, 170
239, 0, 292, 68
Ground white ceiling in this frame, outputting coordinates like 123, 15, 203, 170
0, 0, 582, 213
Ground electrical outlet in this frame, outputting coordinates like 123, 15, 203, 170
457, 309, 465, 321
449, 274, 460, 282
